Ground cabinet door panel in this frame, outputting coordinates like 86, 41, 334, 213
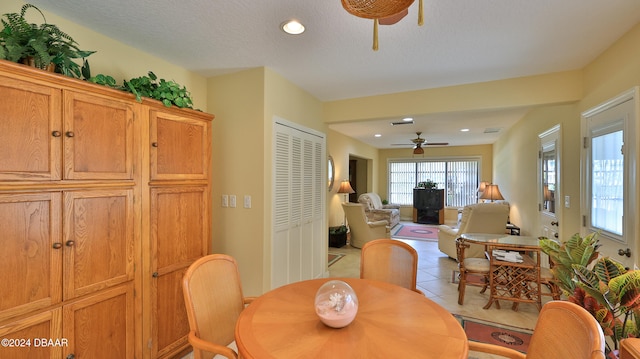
151, 269, 189, 358
63, 189, 135, 300
0, 309, 63, 359
151, 187, 209, 269
64, 91, 134, 179
149, 111, 210, 180
0, 193, 62, 322
149, 186, 209, 358
63, 283, 134, 359
0, 76, 61, 180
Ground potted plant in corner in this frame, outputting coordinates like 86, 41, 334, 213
540, 233, 640, 358
329, 225, 348, 248
0, 3, 94, 78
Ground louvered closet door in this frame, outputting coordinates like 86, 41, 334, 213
273, 120, 326, 289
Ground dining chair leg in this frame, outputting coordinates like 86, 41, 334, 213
458, 274, 466, 305
479, 275, 488, 294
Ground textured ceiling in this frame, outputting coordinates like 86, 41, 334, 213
28, 0, 640, 147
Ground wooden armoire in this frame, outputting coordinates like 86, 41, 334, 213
0, 59, 212, 359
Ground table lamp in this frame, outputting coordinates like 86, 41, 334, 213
477, 181, 489, 202
337, 180, 355, 203
479, 184, 504, 202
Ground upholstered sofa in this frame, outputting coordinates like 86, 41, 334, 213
358, 193, 400, 228
437, 202, 510, 259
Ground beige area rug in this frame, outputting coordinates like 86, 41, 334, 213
328, 252, 345, 267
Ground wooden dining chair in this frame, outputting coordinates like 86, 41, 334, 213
182, 254, 255, 359
360, 238, 423, 294
455, 237, 490, 305
469, 300, 606, 359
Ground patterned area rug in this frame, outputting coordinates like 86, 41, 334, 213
454, 315, 533, 354
391, 224, 438, 241
328, 253, 345, 267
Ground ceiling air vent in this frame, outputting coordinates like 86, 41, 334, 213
391, 121, 414, 126
483, 128, 501, 134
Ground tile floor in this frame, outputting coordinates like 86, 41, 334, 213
328, 222, 553, 359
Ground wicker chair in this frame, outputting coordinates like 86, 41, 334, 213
469, 301, 606, 359
360, 239, 423, 295
182, 254, 256, 359
455, 237, 489, 305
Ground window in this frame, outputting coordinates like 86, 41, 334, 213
388, 158, 480, 206
588, 122, 624, 236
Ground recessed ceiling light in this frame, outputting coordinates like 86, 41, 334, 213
281, 20, 305, 35
374, 134, 382, 137
460, 128, 470, 132
403, 117, 413, 122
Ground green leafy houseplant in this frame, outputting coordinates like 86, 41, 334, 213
89, 72, 194, 109
540, 233, 640, 354
0, 3, 94, 78
417, 180, 437, 189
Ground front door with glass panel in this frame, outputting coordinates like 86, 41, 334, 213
539, 125, 560, 241
582, 90, 637, 269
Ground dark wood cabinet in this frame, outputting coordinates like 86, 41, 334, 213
413, 188, 445, 224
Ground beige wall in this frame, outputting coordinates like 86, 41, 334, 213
493, 104, 578, 237
323, 71, 583, 124
208, 68, 266, 295
208, 68, 327, 294
327, 130, 379, 227
493, 21, 640, 239
3, 0, 209, 110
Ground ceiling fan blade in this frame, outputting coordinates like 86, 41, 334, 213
425, 142, 449, 146
379, 8, 408, 25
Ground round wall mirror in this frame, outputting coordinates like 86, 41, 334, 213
328, 156, 335, 191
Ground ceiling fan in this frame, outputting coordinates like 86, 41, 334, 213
392, 132, 449, 154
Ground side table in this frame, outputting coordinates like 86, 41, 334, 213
484, 244, 541, 311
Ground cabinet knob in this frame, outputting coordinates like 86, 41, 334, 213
66, 354, 75, 359
551, 221, 559, 226
52, 242, 63, 249
554, 233, 559, 238
152, 272, 159, 278
65, 131, 75, 138
51, 131, 62, 137
65, 240, 75, 247
151, 142, 158, 147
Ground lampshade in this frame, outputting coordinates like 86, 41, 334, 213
477, 181, 489, 193
543, 185, 551, 201
337, 180, 355, 194
479, 184, 504, 202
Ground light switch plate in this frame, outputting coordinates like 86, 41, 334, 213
244, 195, 251, 208
564, 195, 570, 208
230, 195, 237, 208
221, 195, 228, 207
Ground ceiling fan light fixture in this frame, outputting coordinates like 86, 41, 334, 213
413, 145, 424, 155
341, 0, 424, 50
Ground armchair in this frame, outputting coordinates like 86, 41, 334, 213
357, 192, 400, 228
437, 202, 510, 259
342, 203, 390, 248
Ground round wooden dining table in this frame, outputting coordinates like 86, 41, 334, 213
235, 277, 468, 358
